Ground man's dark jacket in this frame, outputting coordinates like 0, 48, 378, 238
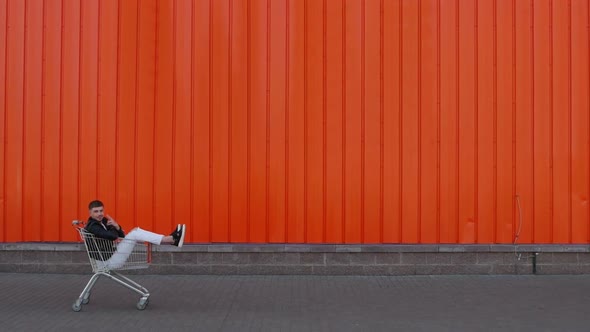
84, 217, 126, 261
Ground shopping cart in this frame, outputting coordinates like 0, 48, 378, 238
71, 220, 152, 311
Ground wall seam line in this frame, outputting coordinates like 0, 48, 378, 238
303, 0, 315, 243
474, 0, 479, 243
96, 0, 101, 210
40, 0, 47, 240
493, 0, 498, 243
379, 0, 384, 243
266, 0, 271, 242
209, 0, 214, 241
77, 0, 82, 223
512, 0, 517, 244
323, 0, 327, 243
172, 0, 177, 230
22, 0, 28, 240
58, 0, 64, 240
342, 0, 346, 243
228, 0, 233, 242
361, 0, 365, 243
436, 0, 441, 243
568, 0, 573, 243
531, 0, 535, 242
587, 0, 590, 243
2, 0, 9, 241
550, 0, 554, 243
398, 0, 403, 243
134, 0, 141, 228
418, 0, 422, 243
190, 0, 194, 241
152, 0, 159, 234
455, 0, 462, 243
285, 0, 289, 243
246, 0, 251, 242
114, 0, 121, 215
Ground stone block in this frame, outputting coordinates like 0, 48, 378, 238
536, 265, 584, 275
17, 264, 42, 273
71, 251, 90, 264
401, 253, 427, 264
237, 265, 313, 275
208, 245, 233, 252
272, 253, 300, 265
491, 264, 517, 274
309, 245, 336, 252
416, 264, 491, 275
312, 265, 365, 275
426, 253, 453, 264
374, 253, 401, 265
176, 265, 211, 275
577, 253, 590, 264
248, 253, 274, 265
0, 264, 20, 273
361, 266, 393, 275
477, 253, 505, 264
151, 252, 172, 265
196, 253, 223, 265
45, 251, 73, 263
210, 265, 238, 275
300, 253, 325, 265
535, 253, 553, 264
0, 251, 22, 263
516, 263, 533, 275
395, 245, 436, 253
284, 245, 311, 252
551, 253, 578, 264
349, 254, 376, 265
221, 253, 250, 265
503, 253, 532, 264
335, 246, 362, 253
489, 245, 517, 252
389, 265, 416, 275
451, 253, 477, 264
44, 263, 89, 274
21, 251, 46, 263
325, 253, 350, 265
361, 245, 400, 253
173, 252, 199, 264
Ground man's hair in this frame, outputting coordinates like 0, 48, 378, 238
88, 200, 104, 210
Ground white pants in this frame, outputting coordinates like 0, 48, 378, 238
102, 227, 164, 269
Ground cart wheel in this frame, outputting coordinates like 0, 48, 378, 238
136, 297, 149, 310
72, 303, 82, 312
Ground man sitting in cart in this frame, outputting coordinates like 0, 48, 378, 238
84, 200, 185, 269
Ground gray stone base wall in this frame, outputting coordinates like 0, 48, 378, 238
1, 243, 589, 275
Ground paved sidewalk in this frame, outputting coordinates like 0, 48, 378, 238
1, 273, 589, 332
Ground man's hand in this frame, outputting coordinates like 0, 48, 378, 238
105, 214, 120, 230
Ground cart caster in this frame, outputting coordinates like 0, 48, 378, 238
136, 297, 149, 310
72, 302, 82, 312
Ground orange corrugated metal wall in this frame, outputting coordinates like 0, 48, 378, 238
1, 0, 589, 244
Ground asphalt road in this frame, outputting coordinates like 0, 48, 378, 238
1, 273, 589, 332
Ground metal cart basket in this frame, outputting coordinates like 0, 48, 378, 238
71, 220, 152, 311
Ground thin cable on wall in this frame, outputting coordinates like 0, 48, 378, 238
513, 194, 535, 260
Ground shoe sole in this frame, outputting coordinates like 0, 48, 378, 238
177, 224, 186, 248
